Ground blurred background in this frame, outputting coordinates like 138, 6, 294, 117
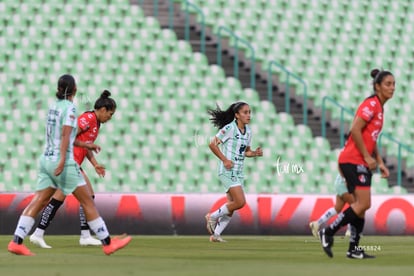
0, 0, 413, 195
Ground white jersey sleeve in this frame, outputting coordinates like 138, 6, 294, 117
216, 123, 234, 143
62, 103, 77, 128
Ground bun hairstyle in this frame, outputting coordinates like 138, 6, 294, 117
56, 74, 76, 99
208, 101, 248, 129
371, 68, 393, 92
94, 90, 117, 111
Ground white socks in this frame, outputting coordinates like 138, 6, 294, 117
87, 217, 109, 241
14, 216, 35, 239
317, 207, 337, 226
214, 215, 232, 236
210, 204, 229, 220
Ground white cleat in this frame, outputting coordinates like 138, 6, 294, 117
345, 228, 351, 237
79, 236, 102, 246
209, 235, 227, 243
309, 221, 320, 239
205, 213, 217, 235
30, 234, 52, 249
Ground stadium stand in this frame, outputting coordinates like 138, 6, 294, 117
172, 0, 412, 191
0, 0, 410, 194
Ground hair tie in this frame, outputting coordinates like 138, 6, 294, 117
232, 102, 246, 113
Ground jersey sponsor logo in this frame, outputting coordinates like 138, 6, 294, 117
362, 106, 374, 120
378, 113, 382, 120
79, 117, 88, 127
234, 156, 245, 161
44, 151, 55, 156
239, 144, 247, 154
370, 100, 376, 107
374, 120, 382, 126
371, 129, 380, 141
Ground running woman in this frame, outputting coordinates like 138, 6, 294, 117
319, 69, 393, 259
7, 74, 131, 256
205, 102, 263, 242
309, 174, 354, 238
30, 90, 116, 248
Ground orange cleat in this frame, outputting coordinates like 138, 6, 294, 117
102, 235, 132, 255
8, 241, 35, 256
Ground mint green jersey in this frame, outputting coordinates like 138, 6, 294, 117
216, 120, 252, 175
43, 99, 78, 161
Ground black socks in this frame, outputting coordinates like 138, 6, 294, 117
38, 198, 64, 229
325, 207, 358, 236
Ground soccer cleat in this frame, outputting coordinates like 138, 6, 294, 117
79, 236, 102, 246
319, 228, 334, 258
344, 228, 351, 238
209, 235, 227, 243
309, 221, 320, 239
29, 234, 52, 249
205, 213, 217, 235
102, 235, 132, 255
8, 241, 35, 256
347, 249, 376, 259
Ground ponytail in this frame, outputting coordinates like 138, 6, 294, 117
208, 102, 247, 129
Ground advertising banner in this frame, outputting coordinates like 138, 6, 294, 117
0, 193, 413, 235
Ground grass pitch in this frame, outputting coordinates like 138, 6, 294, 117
1, 235, 414, 276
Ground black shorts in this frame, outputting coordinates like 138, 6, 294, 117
339, 163, 372, 193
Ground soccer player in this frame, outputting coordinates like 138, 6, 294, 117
309, 174, 354, 238
29, 90, 116, 248
205, 102, 263, 242
7, 74, 131, 256
319, 69, 393, 259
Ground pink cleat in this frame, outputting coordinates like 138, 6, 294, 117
8, 241, 35, 256
102, 235, 132, 255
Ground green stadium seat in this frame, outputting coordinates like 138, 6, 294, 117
1, 0, 411, 194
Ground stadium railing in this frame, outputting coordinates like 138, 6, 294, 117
321, 96, 353, 147
267, 60, 308, 124
216, 26, 255, 89
378, 132, 414, 187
